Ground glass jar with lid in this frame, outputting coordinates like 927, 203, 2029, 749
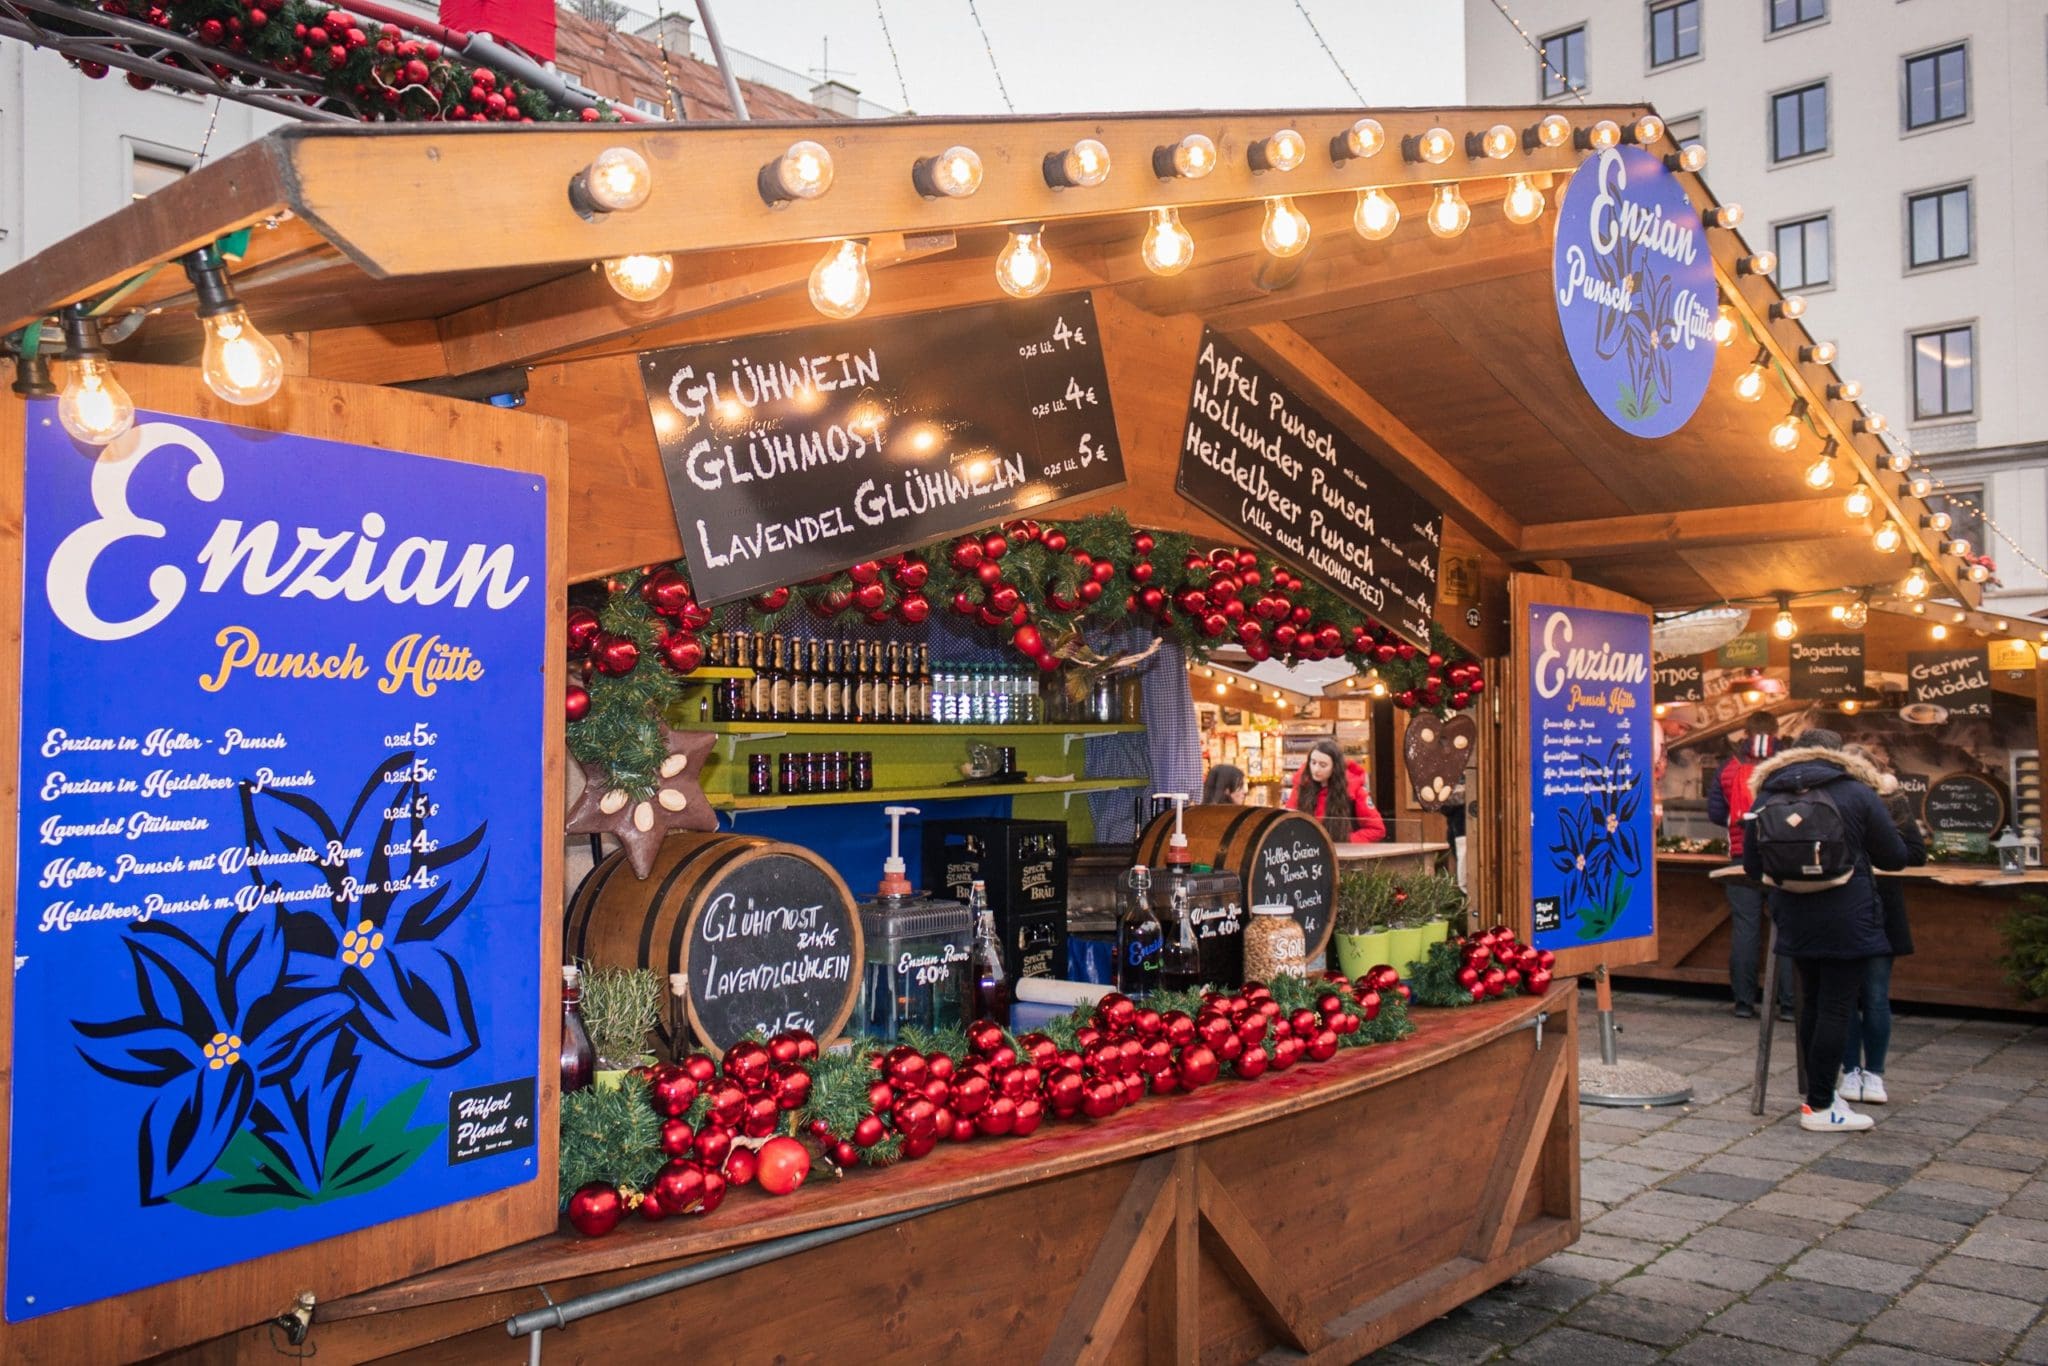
1241, 903, 1306, 982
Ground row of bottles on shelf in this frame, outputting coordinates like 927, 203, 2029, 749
701, 630, 1137, 726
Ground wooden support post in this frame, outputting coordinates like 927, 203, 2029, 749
1041, 1154, 1178, 1366
1464, 1035, 1568, 1263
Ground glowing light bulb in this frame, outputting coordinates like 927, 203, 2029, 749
1371, 681, 1387, 697
579, 146, 652, 212
1873, 519, 1904, 554
1908, 474, 1933, 498
1843, 483, 1875, 519
1353, 187, 1399, 241
1802, 341, 1836, 364
1886, 452, 1914, 474
1049, 138, 1111, 188
761, 140, 834, 203
1950, 537, 1972, 558
199, 306, 284, 405
997, 228, 1053, 297
57, 354, 135, 445
1671, 144, 1708, 173
1804, 451, 1837, 489
1741, 251, 1776, 276
1772, 609, 1798, 641
1478, 123, 1517, 159
1901, 565, 1930, 598
1839, 698, 1861, 714
1970, 563, 1991, 583
1773, 295, 1806, 320
602, 253, 674, 302
1630, 114, 1664, 145
1426, 183, 1471, 238
915, 145, 983, 198
807, 238, 871, 319
1858, 411, 1887, 434
1831, 379, 1862, 402
1930, 623, 1948, 640
1830, 604, 1848, 621
1769, 409, 1804, 452
1926, 510, 1952, 533
1584, 119, 1621, 150
1535, 114, 1573, 147
1733, 361, 1767, 403
1707, 204, 1743, 228
1503, 174, 1546, 225
1653, 702, 1669, 718
1842, 600, 1869, 628
1414, 127, 1455, 164
1140, 207, 1195, 276
1260, 197, 1311, 257
1156, 133, 1216, 179
1713, 304, 1737, 347
1340, 118, 1385, 160
1214, 682, 1227, 696
1253, 128, 1306, 172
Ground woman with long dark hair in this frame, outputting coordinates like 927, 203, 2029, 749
1286, 738, 1385, 843
1201, 763, 1245, 805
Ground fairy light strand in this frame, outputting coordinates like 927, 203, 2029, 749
1488, 0, 1589, 106
1291, 0, 1366, 104
873, 0, 912, 112
962, 0, 1015, 114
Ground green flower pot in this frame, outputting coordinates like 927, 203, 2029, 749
1420, 918, 1451, 948
1336, 929, 1394, 981
1386, 925, 1427, 978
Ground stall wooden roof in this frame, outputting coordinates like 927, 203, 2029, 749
0, 107, 1979, 625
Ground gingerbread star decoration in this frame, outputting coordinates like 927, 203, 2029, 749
565, 725, 717, 877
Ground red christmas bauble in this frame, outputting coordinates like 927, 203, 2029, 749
724, 1146, 759, 1186
853, 582, 887, 611
898, 592, 931, 624
564, 686, 590, 722
1131, 561, 1154, 583
1427, 653, 1444, 669
846, 560, 881, 585
641, 569, 693, 616
982, 533, 1008, 560
697, 1169, 727, 1212
1201, 613, 1228, 638
1140, 587, 1166, 613
752, 586, 791, 612
660, 632, 705, 674
1042, 530, 1067, 552
989, 585, 1020, 614
1133, 532, 1155, 554
566, 606, 601, 654
1013, 625, 1044, 657
1177, 1044, 1220, 1088
566, 1182, 625, 1237
594, 635, 640, 676
974, 560, 1003, 587
951, 539, 985, 571
1078, 580, 1104, 604
894, 559, 930, 589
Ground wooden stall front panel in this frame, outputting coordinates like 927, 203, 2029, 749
168, 987, 1576, 1364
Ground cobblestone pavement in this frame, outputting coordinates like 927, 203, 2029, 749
1368, 986, 2048, 1365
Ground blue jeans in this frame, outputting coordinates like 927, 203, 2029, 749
1843, 955, 1894, 1075
1726, 878, 1793, 1008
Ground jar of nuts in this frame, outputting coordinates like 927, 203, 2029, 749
1242, 904, 1306, 982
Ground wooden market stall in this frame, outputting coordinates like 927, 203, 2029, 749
0, 106, 1988, 1361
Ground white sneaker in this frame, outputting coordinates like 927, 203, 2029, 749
1839, 1067, 1864, 1102
1858, 1072, 1888, 1105
1800, 1094, 1875, 1132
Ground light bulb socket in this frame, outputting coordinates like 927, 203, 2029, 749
1769, 295, 1805, 320
1401, 129, 1455, 164
181, 248, 240, 320
1329, 118, 1385, 164
1799, 341, 1835, 364
1043, 140, 1110, 190
1247, 130, 1304, 173
59, 304, 110, 360
10, 344, 53, 397
1828, 380, 1862, 401
1738, 252, 1775, 276
1525, 115, 1574, 150
911, 147, 981, 199
1666, 144, 1708, 172
1855, 413, 1887, 434
1152, 133, 1216, 180
1573, 120, 1621, 151
1704, 204, 1743, 228
1465, 124, 1517, 160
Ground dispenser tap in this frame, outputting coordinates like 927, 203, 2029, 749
879, 805, 920, 898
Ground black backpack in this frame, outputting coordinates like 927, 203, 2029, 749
1750, 783, 1856, 892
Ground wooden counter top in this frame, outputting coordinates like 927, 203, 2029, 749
1659, 852, 2048, 889
319, 987, 1562, 1322
1335, 841, 1451, 861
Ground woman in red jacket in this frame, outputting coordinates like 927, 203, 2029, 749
1287, 739, 1386, 843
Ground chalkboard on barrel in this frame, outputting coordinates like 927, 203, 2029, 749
1924, 773, 2005, 843
641, 292, 1124, 605
565, 834, 863, 1055
1136, 806, 1337, 965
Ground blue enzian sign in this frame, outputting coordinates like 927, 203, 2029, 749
1553, 145, 1718, 438
10, 407, 546, 1320
1527, 604, 1655, 952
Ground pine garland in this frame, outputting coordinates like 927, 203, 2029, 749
797, 1042, 902, 1165
54, 0, 617, 123
1407, 940, 1475, 1008
2000, 896, 2048, 1000
566, 570, 687, 800
559, 1078, 664, 1197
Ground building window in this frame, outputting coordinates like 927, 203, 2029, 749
1769, 0, 1824, 33
1665, 113, 1704, 148
1771, 81, 1828, 161
1907, 185, 1972, 268
633, 96, 665, 116
1904, 45, 1968, 130
129, 150, 191, 200
1927, 484, 1985, 553
1540, 25, 1587, 99
1773, 215, 1832, 289
1650, 1, 1700, 66
1912, 325, 1975, 419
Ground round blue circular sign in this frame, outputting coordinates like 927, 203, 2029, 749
1553, 146, 1718, 439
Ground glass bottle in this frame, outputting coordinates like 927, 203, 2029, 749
560, 964, 596, 1093
1160, 873, 1202, 992
712, 630, 734, 722
968, 880, 1010, 1023
752, 633, 776, 721
1117, 865, 1163, 996
786, 636, 810, 721
764, 634, 788, 722
915, 645, 933, 723
885, 642, 905, 722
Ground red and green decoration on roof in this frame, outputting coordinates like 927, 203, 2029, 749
54, 0, 616, 122
566, 511, 1479, 796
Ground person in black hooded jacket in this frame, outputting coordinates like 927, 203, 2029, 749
1741, 730, 1911, 1132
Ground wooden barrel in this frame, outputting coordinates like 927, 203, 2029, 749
1136, 806, 1338, 962
565, 832, 863, 1056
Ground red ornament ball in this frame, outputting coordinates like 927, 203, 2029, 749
752, 586, 791, 612
564, 686, 590, 723
660, 632, 705, 674
566, 606, 601, 654
1132, 532, 1155, 555
751, 1137, 807, 1193
1013, 625, 1045, 657
897, 592, 931, 624
566, 1182, 625, 1237
593, 635, 640, 676
982, 533, 1008, 560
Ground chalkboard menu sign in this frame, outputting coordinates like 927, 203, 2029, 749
1653, 658, 1704, 704
1909, 649, 1993, 719
1925, 773, 2004, 840
642, 293, 1125, 605
681, 851, 861, 1052
1718, 632, 1768, 668
1176, 330, 1443, 647
1790, 634, 1865, 700
10, 409, 548, 1319
1248, 815, 1337, 960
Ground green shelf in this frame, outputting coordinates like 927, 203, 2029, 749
711, 777, 1147, 814
692, 721, 1144, 736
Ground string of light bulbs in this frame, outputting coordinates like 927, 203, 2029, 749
1487, 0, 1590, 106
1290, 0, 1367, 104
873, 0, 912, 112
961, 0, 1016, 115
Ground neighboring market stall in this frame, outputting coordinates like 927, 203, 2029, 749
0, 103, 1987, 1361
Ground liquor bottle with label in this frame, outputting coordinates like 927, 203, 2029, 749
885, 642, 906, 722
1160, 874, 1203, 993
853, 641, 875, 722
807, 639, 829, 721
817, 639, 840, 723
1117, 865, 1163, 996
914, 645, 933, 724
711, 630, 733, 721
787, 636, 811, 721
560, 964, 595, 1094
967, 880, 1009, 1023
762, 634, 787, 722
731, 632, 756, 721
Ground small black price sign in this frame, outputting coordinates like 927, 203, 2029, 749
1909, 649, 1992, 718
1653, 658, 1703, 704
1250, 814, 1337, 960
1789, 634, 1865, 700
447, 1078, 537, 1165
642, 293, 1125, 606
1924, 773, 2004, 836
1176, 330, 1443, 648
